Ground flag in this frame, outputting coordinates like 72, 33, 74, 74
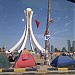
50, 19, 53, 23
35, 19, 40, 28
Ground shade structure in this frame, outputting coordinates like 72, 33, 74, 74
50, 55, 75, 67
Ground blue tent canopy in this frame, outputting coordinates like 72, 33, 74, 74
50, 55, 75, 67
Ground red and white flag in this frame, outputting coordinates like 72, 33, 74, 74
35, 19, 40, 28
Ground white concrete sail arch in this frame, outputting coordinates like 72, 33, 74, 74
6, 8, 45, 53
6, 26, 26, 53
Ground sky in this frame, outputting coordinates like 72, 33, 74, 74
0, 0, 74, 51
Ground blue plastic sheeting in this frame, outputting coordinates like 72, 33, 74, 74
50, 55, 75, 67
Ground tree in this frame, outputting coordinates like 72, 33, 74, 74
70, 47, 73, 52
54, 48, 58, 52
0, 48, 2, 52
62, 47, 67, 52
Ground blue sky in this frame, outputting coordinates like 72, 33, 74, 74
0, 0, 74, 50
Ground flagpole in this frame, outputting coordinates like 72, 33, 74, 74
44, 0, 50, 65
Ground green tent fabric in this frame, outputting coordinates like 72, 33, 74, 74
0, 54, 11, 68
30, 51, 35, 54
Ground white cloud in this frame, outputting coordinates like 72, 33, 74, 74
65, 20, 73, 26
52, 1, 66, 11
35, 34, 44, 39
54, 17, 61, 23
53, 29, 69, 35
51, 35, 69, 40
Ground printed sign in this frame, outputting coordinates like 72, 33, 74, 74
45, 35, 50, 40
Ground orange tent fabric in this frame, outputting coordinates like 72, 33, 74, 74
14, 50, 36, 68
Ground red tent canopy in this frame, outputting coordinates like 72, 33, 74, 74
14, 50, 36, 68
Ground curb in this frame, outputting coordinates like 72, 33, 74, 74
0, 68, 75, 74
0, 68, 37, 72
47, 68, 75, 70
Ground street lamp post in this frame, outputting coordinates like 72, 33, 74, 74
44, 0, 50, 65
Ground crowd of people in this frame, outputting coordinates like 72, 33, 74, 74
35, 50, 50, 66
1, 47, 75, 67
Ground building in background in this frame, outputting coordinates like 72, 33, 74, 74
67, 40, 71, 52
51, 45, 54, 53
72, 41, 75, 52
